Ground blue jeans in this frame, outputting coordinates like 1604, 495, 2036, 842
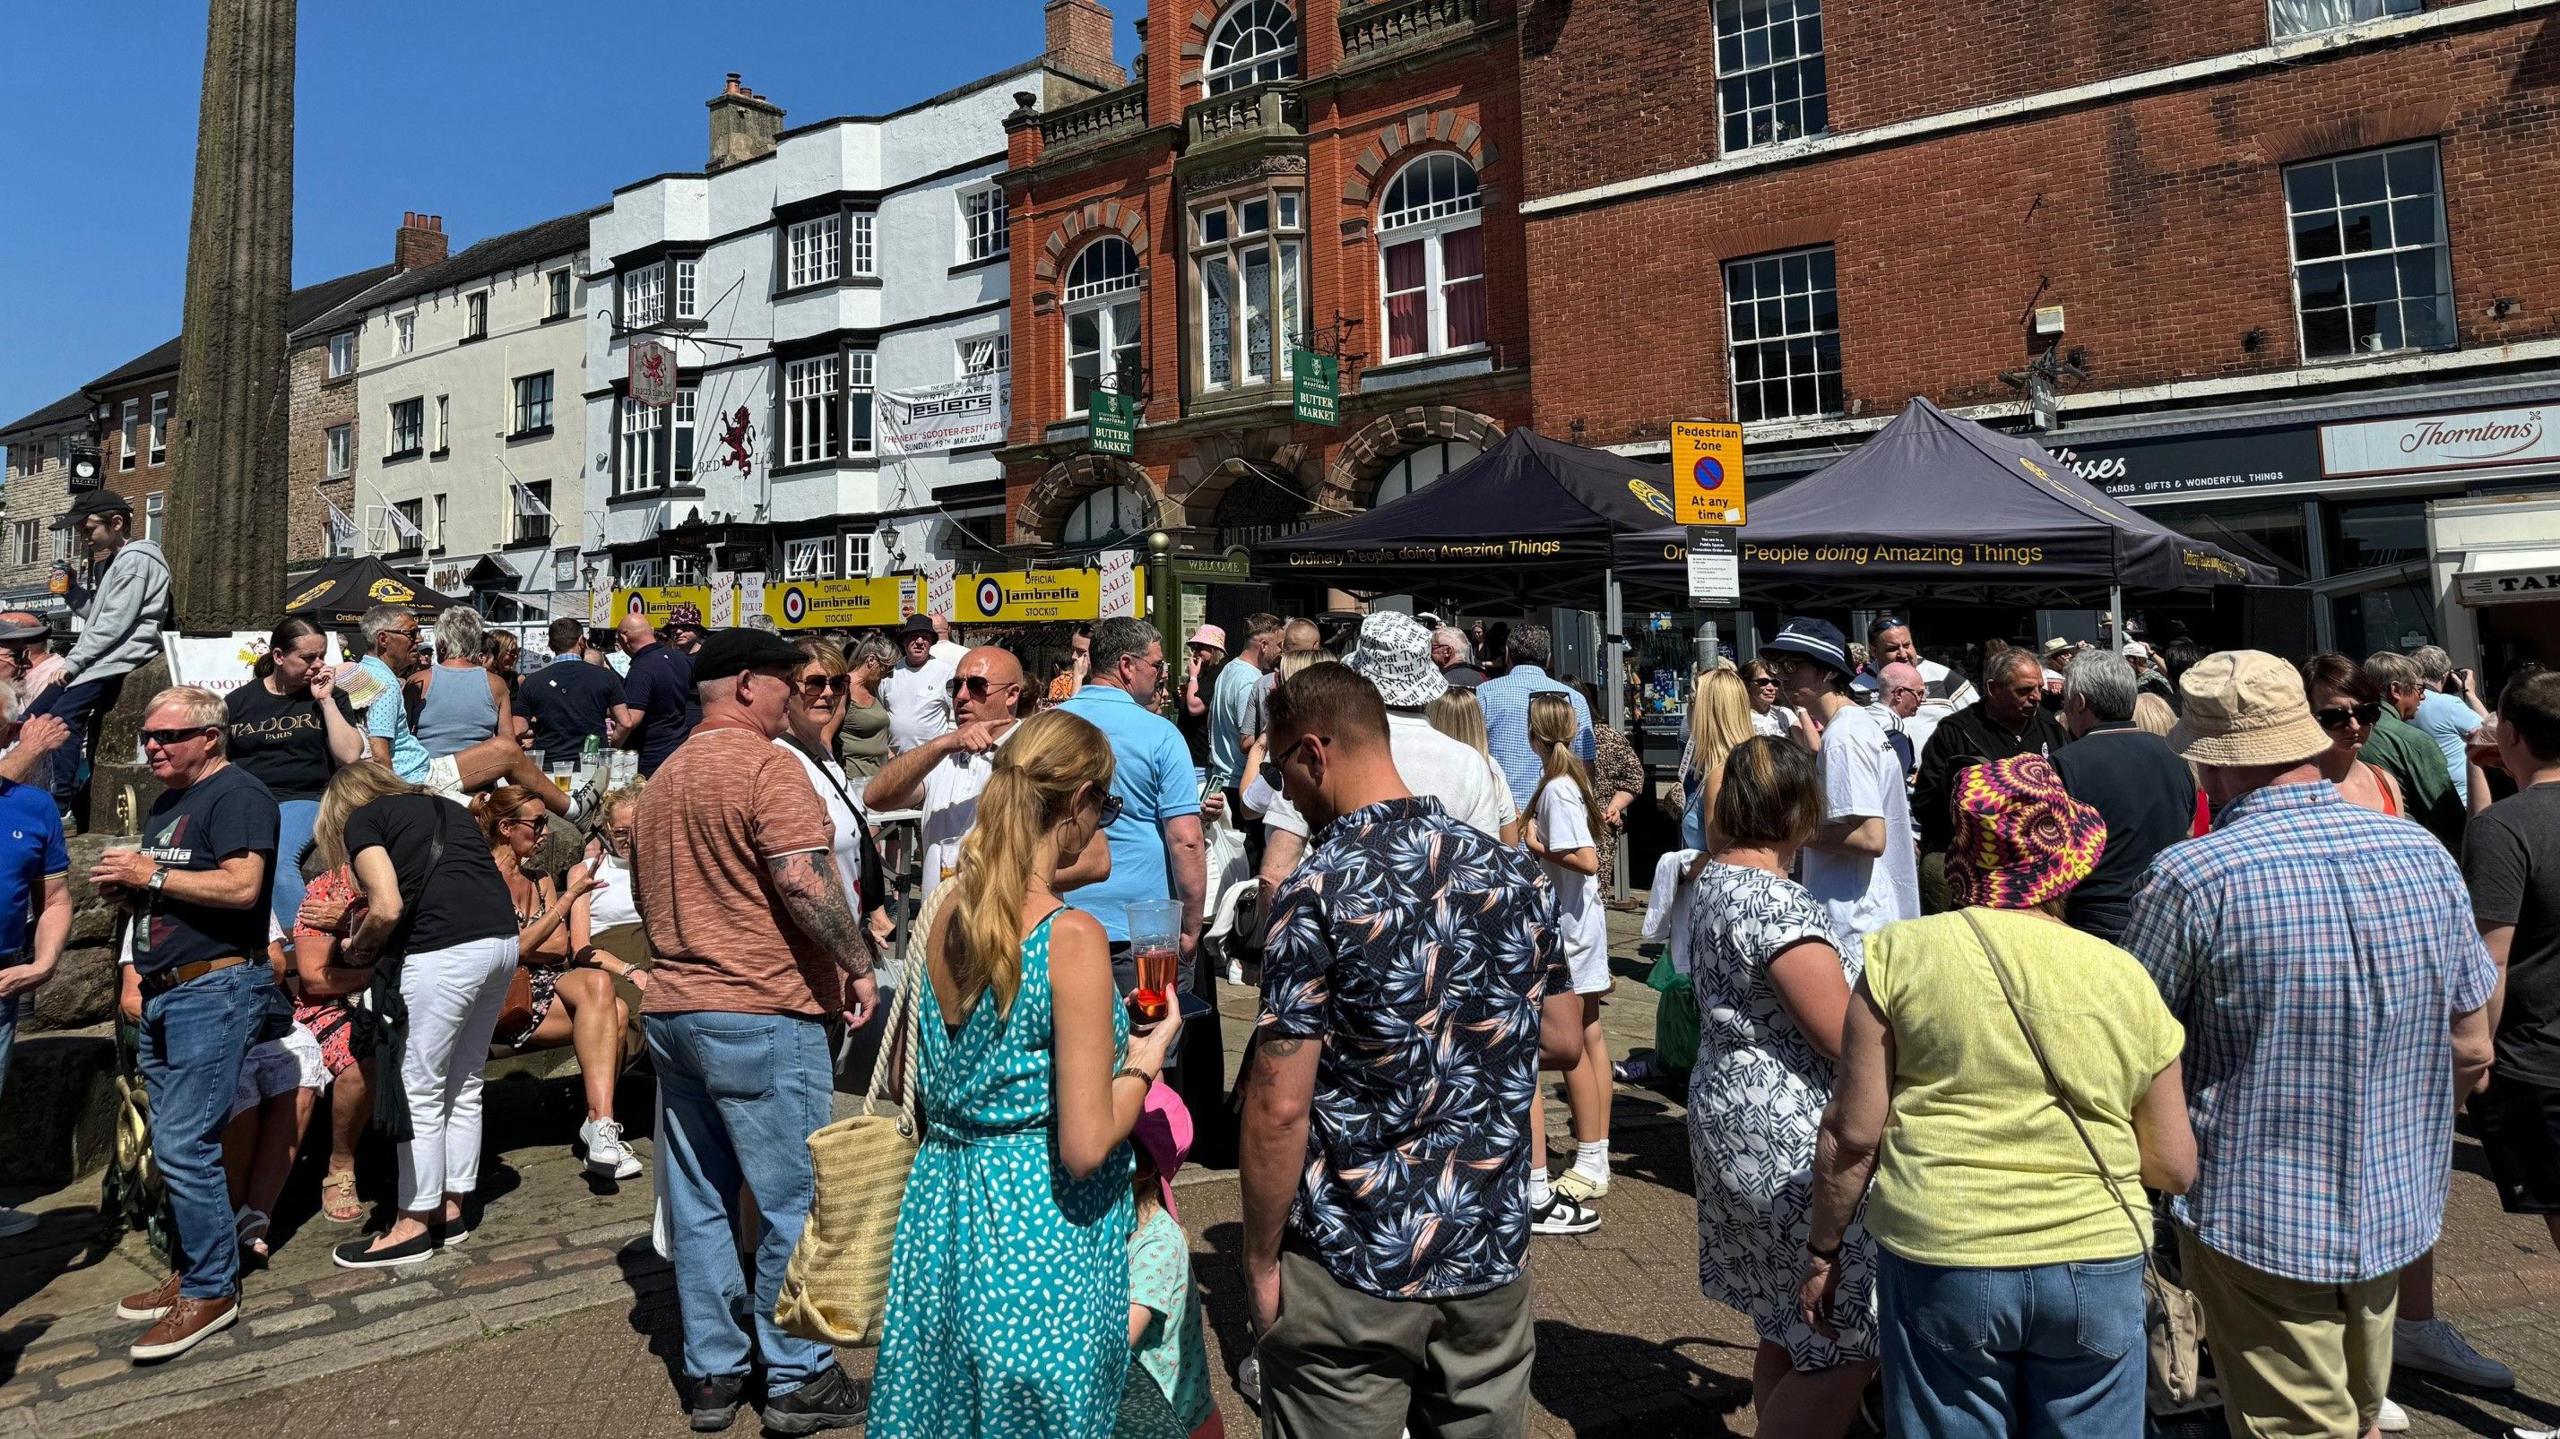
271, 799, 319, 940
137, 962, 273, 1299
1877, 1247, 2149, 1439
0, 991, 18, 1104
27, 674, 124, 811
645, 1011, 835, 1393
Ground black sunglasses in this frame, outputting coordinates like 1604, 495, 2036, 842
2314, 702, 2384, 732
947, 674, 1020, 699
1096, 792, 1125, 826
795, 675, 850, 697
140, 725, 219, 748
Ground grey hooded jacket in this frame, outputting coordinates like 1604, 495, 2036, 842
64, 538, 171, 686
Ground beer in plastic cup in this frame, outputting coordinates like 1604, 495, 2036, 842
1125, 899, 1182, 1026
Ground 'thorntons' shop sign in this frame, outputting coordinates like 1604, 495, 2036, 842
2323, 404, 2560, 480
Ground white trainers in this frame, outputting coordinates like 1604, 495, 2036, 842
1530, 1193, 1601, 1236
2394, 1316, 2515, 1388
2376, 1396, 2410, 1432
1236, 1352, 1261, 1408
580, 1117, 643, 1180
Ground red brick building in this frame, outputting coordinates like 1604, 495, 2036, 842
1518, 0, 2560, 665
998, 0, 1531, 571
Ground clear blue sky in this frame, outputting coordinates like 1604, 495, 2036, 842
0, 0, 1143, 431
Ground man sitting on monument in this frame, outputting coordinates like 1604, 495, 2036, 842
27, 490, 170, 831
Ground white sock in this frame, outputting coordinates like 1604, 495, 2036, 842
1574, 1141, 1610, 1178
1527, 1166, 1552, 1208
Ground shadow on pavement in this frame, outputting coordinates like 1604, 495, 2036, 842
1529, 1320, 1752, 1435
0, 1203, 115, 1382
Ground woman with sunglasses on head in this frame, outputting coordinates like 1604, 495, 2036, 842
470, 786, 640, 1180
839, 634, 897, 779
778, 639, 895, 956
2301, 652, 2403, 818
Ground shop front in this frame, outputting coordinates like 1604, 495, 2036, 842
2433, 488, 2560, 687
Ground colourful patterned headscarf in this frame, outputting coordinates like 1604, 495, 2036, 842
1945, 753, 2108, 910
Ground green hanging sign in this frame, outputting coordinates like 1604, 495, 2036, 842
1090, 391, 1138, 456
1291, 349, 1340, 427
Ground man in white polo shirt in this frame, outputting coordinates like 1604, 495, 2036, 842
1256, 613, 1515, 909
863, 645, 1022, 903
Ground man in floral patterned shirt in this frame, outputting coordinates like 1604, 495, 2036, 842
1240, 663, 1584, 1435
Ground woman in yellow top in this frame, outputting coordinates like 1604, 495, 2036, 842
1798, 753, 2195, 1437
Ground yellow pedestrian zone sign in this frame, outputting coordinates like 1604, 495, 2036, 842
1672, 420, 1747, 527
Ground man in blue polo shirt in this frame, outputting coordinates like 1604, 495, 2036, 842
0, 690, 72, 1242
614, 613, 698, 776
1060, 617, 1206, 991
518, 617, 624, 768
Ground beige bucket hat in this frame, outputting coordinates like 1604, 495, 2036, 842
2168, 649, 2332, 768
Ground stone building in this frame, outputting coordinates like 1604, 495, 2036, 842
1516, 0, 2560, 666
285, 213, 453, 570
999, 0, 1530, 587
0, 394, 92, 615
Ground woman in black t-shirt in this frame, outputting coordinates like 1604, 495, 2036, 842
312, 760, 518, 1270
227, 618, 365, 938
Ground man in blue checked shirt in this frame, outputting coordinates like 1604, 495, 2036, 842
1474, 623, 1592, 811
2122, 650, 2496, 1439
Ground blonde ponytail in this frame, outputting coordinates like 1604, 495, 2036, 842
942, 710, 1118, 1015
1525, 691, 1605, 841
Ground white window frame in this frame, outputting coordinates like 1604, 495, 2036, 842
514, 480, 551, 545
959, 333, 1010, 377
674, 387, 697, 485
13, 520, 39, 567
846, 350, 877, 457
464, 291, 489, 339
666, 553, 707, 585
327, 330, 355, 378
841, 531, 873, 579
783, 536, 836, 580
1064, 238, 1144, 417
148, 391, 169, 464
1205, 0, 1301, 94
144, 492, 166, 544
622, 262, 665, 328
433, 395, 450, 453
1193, 190, 1305, 391
325, 423, 351, 478
388, 397, 425, 457
395, 312, 416, 354
786, 215, 842, 289
430, 493, 447, 550
1714, 0, 1828, 154
2283, 141, 2454, 363
674, 257, 699, 319
1377, 154, 1487, 362
617, 396, 663, 496
513, 372, 554, 434
1723, 245, 1845, 425
783, 355, 840, 467
618, 557, 663, 587
2269, 0, 2419, 38
961, 184, 1010, 263
119, 399, 138, 470
546, 270, 572, 320
850, 213, 877, 277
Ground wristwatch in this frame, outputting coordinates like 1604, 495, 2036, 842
145, 867, 168, 894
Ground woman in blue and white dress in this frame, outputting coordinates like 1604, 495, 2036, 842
1685, 736, 1878, 1439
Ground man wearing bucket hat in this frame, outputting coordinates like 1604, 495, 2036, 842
1763, 617, 1918, 942
2121, 651, 2496, 1439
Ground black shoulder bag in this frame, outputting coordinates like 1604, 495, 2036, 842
364, 800, 446, 1144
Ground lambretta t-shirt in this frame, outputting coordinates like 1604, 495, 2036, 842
2466, 783, 2560, 1087
132, 763, 279, 978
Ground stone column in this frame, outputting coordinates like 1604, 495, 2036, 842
169, 0, 296, 632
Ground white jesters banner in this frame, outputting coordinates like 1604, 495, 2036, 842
877, 373, 1009, 457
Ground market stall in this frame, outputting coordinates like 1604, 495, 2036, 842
280, 556, 461, 627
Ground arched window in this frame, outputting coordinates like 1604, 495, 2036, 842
1064, 238, 1143, 417
1205, 1, 1300, 94
1371, 439, 1484, 507
1378, 154, 1486, 362
1061, 482, 1156, 548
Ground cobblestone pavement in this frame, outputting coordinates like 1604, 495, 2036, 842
7, 914, 2559, 1438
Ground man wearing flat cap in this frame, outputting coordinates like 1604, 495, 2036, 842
2121, 650, 2495, 1439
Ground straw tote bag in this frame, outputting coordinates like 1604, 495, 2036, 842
1960, 910, 2210, 1413
774, 903, 932, 1346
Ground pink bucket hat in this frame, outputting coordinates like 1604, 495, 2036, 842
1132, 1083, 1194, 1220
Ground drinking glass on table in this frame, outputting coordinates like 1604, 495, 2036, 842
1125, 899, 1182, 1028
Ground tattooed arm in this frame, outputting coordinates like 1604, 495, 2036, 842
768, 847, 881, 1027
1239, 1031, 1320, 1335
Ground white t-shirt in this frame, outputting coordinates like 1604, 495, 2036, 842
1533, 774, 1612, 993
917, 728, 1011, 902
587, 852, 642, 934
881, 657, 957, 754
1750, 705, 1798, 739
777, 737, 867, 913
1261, 712, 1513, 841
1801, 702, 1920, 940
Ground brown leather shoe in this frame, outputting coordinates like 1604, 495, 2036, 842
114, 1272, 182, 1322
130, 1295, 238, 1363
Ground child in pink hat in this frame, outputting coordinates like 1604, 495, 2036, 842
1122, 1085, 1222, 1438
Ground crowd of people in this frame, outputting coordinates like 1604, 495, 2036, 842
3, 510, 2555, 1439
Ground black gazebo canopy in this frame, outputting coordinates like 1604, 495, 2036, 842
282, 556, 460, 628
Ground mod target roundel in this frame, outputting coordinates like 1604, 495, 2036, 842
974, 578, 1004, 617
780, 586, 809, 625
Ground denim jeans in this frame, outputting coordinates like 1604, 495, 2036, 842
271, 799, 319, 940
645, 1011, 834, 1394
0, 991, 18, 1104
1877, 1247, 2149, 1439
137, 962, 273, 1299
26, 674, 124, 812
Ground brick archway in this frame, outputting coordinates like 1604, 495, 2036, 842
1342, 109, 1499, 211
1015, 454, 1171, 546
1170, 427, 1317, 525
1321, 406, 1506, 511
1032, 203, 1150, 292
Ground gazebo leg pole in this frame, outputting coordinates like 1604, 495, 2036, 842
2108, 584, 2124, 652
1604, 569, 1627, 903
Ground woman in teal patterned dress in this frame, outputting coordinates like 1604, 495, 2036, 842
872, 710, 1185, 1438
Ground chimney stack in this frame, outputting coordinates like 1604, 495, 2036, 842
1045, 0, 1126, 88
394, 211, 448, 271
708, 73, 785, 173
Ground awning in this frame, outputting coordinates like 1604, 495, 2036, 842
2454, 546, 2560, 607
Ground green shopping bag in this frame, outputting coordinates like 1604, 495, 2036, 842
1646, 951, 1699, 1077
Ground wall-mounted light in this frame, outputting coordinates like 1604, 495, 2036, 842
2241, 328, 2268, 353
2493, 297, 2522, 319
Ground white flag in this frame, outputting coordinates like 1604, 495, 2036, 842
509, 476, 553, 520
383, 505, 424, 543
323, 494, 359, 552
